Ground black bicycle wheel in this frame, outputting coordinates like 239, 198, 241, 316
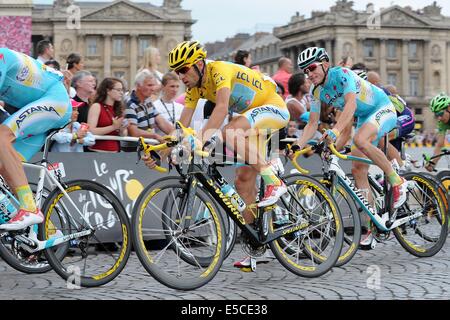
39, 180, 131, 287
269, 174, 344, 278
0, 183, 69, 274
161, 178, 237, 264
312, 174, 361, 267
393, 172, 448, 257
131, 177, 226, 291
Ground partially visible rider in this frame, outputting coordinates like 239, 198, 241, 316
0, 47, 71, 230
167, 41, 290, 269
292, 47, 408, 248
425, 93, 450, 172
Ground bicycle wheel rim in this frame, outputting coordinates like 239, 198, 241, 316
40, 180, 131, 287
132, 179, 225, 291
394, 173, 448, 257
270, 174, 343, 278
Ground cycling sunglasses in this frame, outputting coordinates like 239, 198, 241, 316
303, 62, 323, 75
435, 110, 447, 117
175, 65, 192, 75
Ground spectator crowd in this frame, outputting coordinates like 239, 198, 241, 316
11, 40, 432, 155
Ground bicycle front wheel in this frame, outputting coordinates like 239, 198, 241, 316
39, 180, 131, 287
131, 177, 226, 291
270, 174, 344, 278
394, 173, 448, 257
312, 174, 361, 267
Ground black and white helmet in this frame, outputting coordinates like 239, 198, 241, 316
297, 47, 330, 70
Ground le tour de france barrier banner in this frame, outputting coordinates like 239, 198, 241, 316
24, 152, 352, 242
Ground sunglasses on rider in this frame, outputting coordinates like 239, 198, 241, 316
175, 66, 192, 75
435, 110, 447, 117
303, 62, 323, 75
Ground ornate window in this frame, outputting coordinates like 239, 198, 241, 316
86, 36, 98, 56
363, 40, 375, 58
409, 73, 419, 96
113, 37, 125, 56
139, 38, 151, 56
408, 42, 418, 59
387, 41, 397, 59
387, 73, 397, 86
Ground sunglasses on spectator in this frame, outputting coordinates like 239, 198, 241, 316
175, 66, 192, 75
303, 62, 323, 75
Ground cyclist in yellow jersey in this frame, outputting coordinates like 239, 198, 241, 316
168, 41, 289, 227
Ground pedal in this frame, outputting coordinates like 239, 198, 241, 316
370, 238, 377, 250
239, 267, 253, 273
250, 257, 257, 272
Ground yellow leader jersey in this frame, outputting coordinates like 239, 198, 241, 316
185, 61, 285, 113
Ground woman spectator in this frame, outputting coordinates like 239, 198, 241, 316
87, 78, 127, 153
139, 46, 164, 100
51, 99, 95, 152
234, 50, 252, 68
66, 53, 84, 75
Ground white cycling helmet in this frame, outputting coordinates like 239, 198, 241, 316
297, 47, 330, 70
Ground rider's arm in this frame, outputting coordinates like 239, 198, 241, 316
333, 93, 356, 134
198, 87, 230, 144
295, 111, 320, 149
179, 107, 195, 128
335, 110, 353, 150
431, 133, 446, 164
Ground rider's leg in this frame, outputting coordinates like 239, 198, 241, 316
234, 166, 258, 224
0, 83, 71, 230
0, 126, 36, 212
354, 108, 407, 209
350, 149, 372, 229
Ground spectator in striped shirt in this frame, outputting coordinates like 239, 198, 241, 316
123, 70, 174, 152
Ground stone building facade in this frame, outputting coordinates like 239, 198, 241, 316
206, 32, 282, 75
274, 0, 450, 130
2, 0, 194, 87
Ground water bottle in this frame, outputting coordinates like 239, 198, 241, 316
0, 192, 18, 224
221, 184, 246, 212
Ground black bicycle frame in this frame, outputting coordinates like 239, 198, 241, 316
176, 160, 310, 246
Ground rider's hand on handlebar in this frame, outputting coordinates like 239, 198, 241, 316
286, 143, 301, 160
320, 129, 340, 144
425, 162, 436, 172
142, 153, 158, 170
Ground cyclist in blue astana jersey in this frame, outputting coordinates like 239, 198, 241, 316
292, 47, 408, 217
0, 47, 71, 230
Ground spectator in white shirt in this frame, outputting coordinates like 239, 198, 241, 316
153, 72, 184, 134
36, 40, 54, 64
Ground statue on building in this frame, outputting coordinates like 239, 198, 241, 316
330, 0, 355, 13
423, 2, 442, 16
53, 0, 74, 14
163, 0, 182, 8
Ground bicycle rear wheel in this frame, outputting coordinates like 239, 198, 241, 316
39, 180, 131, 287
0, 183, 68, 274
131, 177, 226, 291
270, 174, 344, 278
394, 173, 448, 257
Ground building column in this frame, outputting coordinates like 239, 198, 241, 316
446, 41, 450, 94
103, 33, 112, 78
402, 39, 410, 97
325, 39, 333, 60
424, 40, 432, 99
379, 38, 387, 82
334, 38, 342, 65
77, 31, 85, 57
130, 32, 138, 86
